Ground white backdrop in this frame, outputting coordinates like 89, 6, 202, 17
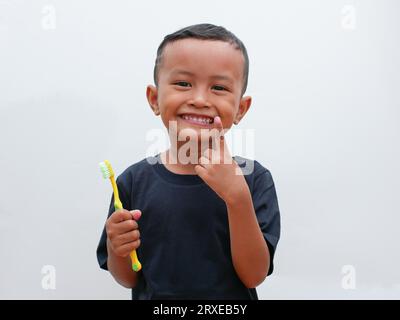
1, 0, 399, 299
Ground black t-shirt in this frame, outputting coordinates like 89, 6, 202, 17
96, 154, 281, 299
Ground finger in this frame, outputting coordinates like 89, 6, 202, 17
213, 116, 228, 155
202, 148, 221, 165
110, 209, 133, 223
202, 148, 212, 160
212, 116, 231, 162
130, 209, 142, 221
114, 219, 138, 234
213, 116, 224, 140
113, 240, 141, 257
115, 229, 140, 246
194, 164, 209, 181
198, 155, 211, 168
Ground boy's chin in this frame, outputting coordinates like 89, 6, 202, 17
177, 127, 214, 143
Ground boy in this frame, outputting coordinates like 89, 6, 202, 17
97, 23, 281, 299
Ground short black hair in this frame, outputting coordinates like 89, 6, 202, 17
153, 23, 249, 96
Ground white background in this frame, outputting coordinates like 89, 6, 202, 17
1, 0, 399, 299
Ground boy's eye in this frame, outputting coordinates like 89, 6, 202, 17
174, 81, 191, 87
212, 85, 226, 91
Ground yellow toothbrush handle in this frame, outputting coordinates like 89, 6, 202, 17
130, 250, 142, 272
111, 177, 142, 272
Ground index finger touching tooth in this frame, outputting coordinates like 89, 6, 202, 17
214, 116, 224, 140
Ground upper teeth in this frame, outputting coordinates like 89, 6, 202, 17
181, 115, 213, 124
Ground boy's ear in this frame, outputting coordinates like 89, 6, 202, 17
234, 96, 252, 125
146, 85, 160, 116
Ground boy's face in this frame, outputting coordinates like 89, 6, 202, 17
147, 38, 251, 143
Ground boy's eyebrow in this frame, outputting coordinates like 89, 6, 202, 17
170, 70, 194, 77
170, 69, 234, 83
210, 74, 234, 83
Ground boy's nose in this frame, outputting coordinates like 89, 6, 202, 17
188, 90, 211, 108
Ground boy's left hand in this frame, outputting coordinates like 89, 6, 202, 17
194, 116, 249, 204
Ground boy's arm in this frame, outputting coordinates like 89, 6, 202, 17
196, 158, 270, 288
194, 117, 270, 288
106, 238, 140, 288
225, 187, 269, 289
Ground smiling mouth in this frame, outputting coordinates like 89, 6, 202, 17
179, 114, 215, 126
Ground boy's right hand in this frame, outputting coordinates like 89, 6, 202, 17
106, 209, 141, 258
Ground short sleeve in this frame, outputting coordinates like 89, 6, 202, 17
252, 169, 281, 276
96, 177, 131, 271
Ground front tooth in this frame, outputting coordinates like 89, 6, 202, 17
182, 115, 211, 124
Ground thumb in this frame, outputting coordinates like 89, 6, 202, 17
194, 164, 209, 182
130, 210, 142, 221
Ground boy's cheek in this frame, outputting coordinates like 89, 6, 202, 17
159, 90, 185, 104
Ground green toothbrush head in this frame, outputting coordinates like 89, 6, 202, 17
99, 160, 114, 179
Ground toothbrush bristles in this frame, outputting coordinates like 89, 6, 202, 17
99, 161, 113, 179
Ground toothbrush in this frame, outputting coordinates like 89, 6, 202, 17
99, 160, 142, 272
